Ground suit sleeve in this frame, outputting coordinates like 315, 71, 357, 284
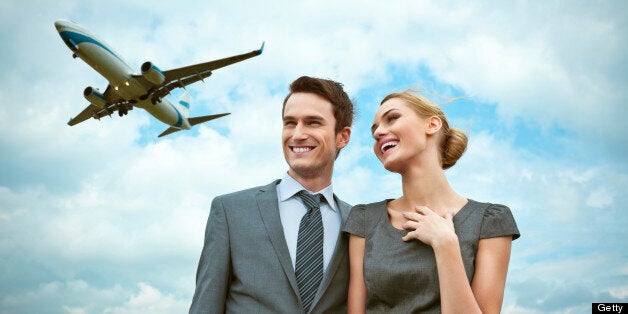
189, 196, 231, 314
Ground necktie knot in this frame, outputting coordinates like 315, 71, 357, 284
296, 190, 322, 212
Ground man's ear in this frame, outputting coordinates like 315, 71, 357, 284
425, 116, 442, 135
336, 126, 351, 149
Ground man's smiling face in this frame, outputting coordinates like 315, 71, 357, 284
282, 92, 346, 181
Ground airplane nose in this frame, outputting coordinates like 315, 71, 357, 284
54, 20, 65, 32
54, 20, 72, 32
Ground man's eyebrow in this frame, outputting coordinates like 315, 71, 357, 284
283, 115, 325, 121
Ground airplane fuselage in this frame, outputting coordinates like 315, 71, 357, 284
55, 20, 191, 130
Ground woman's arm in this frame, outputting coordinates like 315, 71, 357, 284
471, 236, 512, 313
403, 206, 512, 314
347, 234, 367, 314
430, 230, 483, 314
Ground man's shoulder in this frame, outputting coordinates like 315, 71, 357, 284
214, 179, 280, 201
334, 196, 352, 210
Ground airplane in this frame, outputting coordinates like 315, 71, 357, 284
54, 19, 264, 137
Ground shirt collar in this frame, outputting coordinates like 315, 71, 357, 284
278, 172, 337, 212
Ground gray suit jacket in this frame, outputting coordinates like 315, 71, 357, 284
190, 180, 351, 314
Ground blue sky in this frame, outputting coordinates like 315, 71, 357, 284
1, 1, 627, 313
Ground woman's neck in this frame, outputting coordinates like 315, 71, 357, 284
394, 163, 466, 215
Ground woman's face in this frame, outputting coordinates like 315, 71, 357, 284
371, 98, 431, 172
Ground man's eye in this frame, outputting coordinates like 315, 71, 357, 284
308, 121, 322, 125
284, 121, 296, 126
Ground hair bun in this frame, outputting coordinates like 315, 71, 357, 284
441, 128, 468, 169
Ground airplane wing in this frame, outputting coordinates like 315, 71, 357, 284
68, 85, 132, 126
68, 101, 133, 126
163, 42, 264, 82
102, 85, 123, 103
146, 43, 265, 101
68, 104, 101, 126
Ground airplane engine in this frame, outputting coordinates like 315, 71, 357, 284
83, 86, 107, 108
141, 61, 165, 85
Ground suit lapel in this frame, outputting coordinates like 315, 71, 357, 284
256, 180, 301, 298
310, 196, 351, 310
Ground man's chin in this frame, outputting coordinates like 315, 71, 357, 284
288, 164, 323, 179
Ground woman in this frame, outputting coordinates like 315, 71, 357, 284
343, 91, 520, 313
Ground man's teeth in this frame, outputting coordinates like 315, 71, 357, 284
293, 147, 312, 153
381, 141, 398, 153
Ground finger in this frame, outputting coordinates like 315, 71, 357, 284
414, 205, 433, 215
402, 232, 414, 242
402, 211, 422, 222
445, 212, 454, 221
402, 220, 419, 231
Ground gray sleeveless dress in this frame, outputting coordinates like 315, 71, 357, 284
342, 199, 520, 313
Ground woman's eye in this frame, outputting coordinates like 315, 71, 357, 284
387, 114, 400, 122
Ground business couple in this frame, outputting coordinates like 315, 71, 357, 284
189, 76, 520, 313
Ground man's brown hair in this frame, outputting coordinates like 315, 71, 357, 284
282, 76, 354, 133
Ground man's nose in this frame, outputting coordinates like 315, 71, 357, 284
292, 122, 308, 140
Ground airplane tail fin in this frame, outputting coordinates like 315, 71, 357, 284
157, 90, 231, 137
179, 90, 191, 118
158, 112, 231, 138
188, 112, 231, 126
158, 126, 181, 137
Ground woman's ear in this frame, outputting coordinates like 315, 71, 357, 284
425, 116, 442, 135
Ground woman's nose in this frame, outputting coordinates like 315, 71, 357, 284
372, 125, 386, 139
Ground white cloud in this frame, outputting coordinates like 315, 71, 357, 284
586, 187, 614, 208
103, 282, 188, 314
0, 280, 188, 314
609, 286, 628, 299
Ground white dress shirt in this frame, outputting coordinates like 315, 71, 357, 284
277, 172, 341, 273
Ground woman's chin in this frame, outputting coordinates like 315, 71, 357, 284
381, 158, 403, 173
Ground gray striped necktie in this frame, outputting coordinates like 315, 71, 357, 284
295, 190, 324, 313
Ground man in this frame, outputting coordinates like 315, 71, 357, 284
190, 76, 354, 313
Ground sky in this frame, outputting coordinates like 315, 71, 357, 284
1, 0, 627, 313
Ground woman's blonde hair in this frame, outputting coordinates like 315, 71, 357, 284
381, 90, 468, 169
